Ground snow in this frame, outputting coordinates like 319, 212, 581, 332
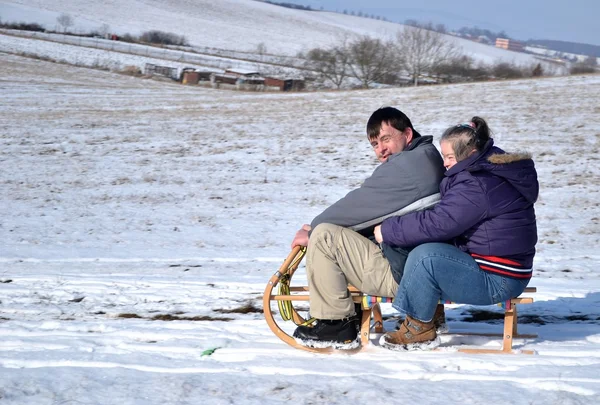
1, 52, 599, 404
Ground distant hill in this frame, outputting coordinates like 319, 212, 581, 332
526, 39, 600, 57
1, 0, 562, 69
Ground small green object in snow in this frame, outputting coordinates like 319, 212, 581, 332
201, 347, 219, 357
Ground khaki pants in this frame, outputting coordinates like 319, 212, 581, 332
306, 223, 398, 320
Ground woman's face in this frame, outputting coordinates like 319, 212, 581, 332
440, 140, 457, 170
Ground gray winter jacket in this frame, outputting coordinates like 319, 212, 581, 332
310, 135, 445, 235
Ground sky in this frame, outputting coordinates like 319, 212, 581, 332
290, 0, 600, 46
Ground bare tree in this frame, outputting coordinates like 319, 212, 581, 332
256, 42, 268, 62
346, 35, 398, 88
396, 25, 459, 86
56, 13, 74, 33
98, 23, 111, 38
305, 44, 350, 89
582, 55, 598, 68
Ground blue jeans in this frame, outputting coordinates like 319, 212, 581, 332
392, 243, 530, 322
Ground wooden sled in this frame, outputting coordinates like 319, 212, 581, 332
263, 247, 537, 354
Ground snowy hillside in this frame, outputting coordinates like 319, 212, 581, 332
2, 0, 556, 68
1, 53, 599, 404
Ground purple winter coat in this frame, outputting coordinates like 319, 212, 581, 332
381, 139, 538, 279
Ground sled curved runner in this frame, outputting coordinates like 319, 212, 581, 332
263, 246, 394, 353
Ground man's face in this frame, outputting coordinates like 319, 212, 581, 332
370, 122, 412, 162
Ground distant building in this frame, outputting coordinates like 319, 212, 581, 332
264, 77, 305, 91
180, 68, 214, 84
210, 73, 239, 85
223, 68, 261, 78
144, 63, 178, 80
495, 38, 524, 52
180, 68, 200, 84
210, 72, 265, 90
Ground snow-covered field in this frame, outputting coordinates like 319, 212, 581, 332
1, 53, 600, 404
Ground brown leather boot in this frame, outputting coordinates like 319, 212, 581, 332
381, 315, 439, 351
434, 304, 448, 334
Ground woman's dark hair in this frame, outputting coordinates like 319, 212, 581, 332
440, 116, 491, 161
366, 107, 421, 141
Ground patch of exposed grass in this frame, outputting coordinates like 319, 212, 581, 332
117, 313, 143, 319
117, 312, 234, 321
565, 314, 592, 321
519, 314, 546, 325
214, 302, 263, 314
150, 314, 234, 321
460, 311, 595, 325
461, 309, 505, 323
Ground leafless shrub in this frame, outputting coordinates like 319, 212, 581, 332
570, 57, 597, 75
0, 21, 45, 32
139, 30, 188, 46
431, 55, 491, 83
120, 33, 137, 43
492, 62, 526, 79
120, 65, 143, 77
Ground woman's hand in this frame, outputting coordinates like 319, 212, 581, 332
374, 225, 383, 243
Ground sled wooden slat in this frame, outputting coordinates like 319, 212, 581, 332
263, 248, 538, 354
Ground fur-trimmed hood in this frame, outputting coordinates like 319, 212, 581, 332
487, 152, 532, 164
476, 144, 538, 204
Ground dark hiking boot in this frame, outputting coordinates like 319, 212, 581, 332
434, 304, 449, 334
381, 315, 440, 351
293, 317, 359, 350
354, 303, 363, 332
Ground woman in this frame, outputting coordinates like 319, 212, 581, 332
374, 116, 538, 350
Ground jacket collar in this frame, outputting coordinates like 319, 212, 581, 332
406, 135, 433, 151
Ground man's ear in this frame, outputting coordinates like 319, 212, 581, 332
405, 127, 414, 144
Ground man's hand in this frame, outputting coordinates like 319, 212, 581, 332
374, 225, 383, 244
291, 224, 312, 248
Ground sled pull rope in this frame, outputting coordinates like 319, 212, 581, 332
277, 247, 315, 325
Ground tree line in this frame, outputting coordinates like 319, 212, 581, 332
300, 25, 568, 89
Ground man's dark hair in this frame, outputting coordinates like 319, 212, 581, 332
366, 107, 421, 140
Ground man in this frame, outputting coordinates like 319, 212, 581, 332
290, 107, 445, 349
